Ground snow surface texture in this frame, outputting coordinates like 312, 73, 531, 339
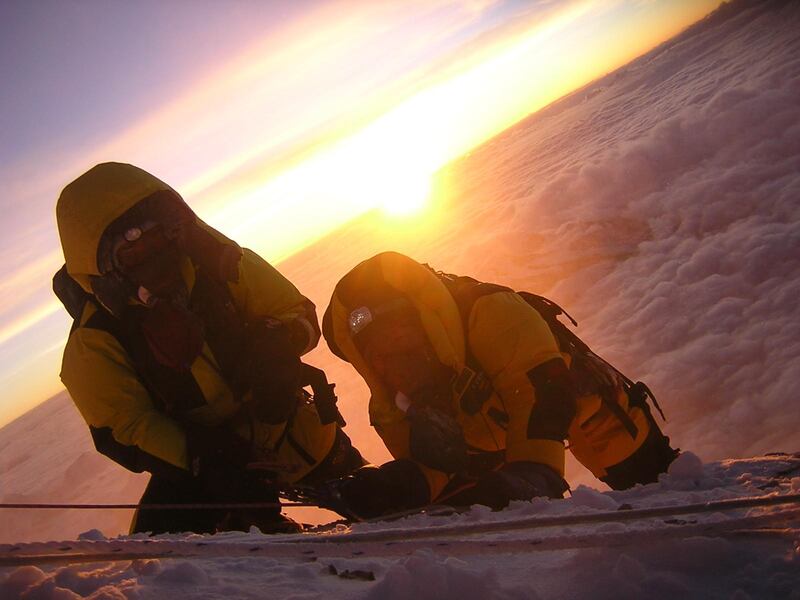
1, 454, 798, 599
0, 0, 798, 554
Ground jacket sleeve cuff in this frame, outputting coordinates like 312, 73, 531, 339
289, 315, 320, 355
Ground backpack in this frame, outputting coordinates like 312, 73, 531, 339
429, 269, 666, 439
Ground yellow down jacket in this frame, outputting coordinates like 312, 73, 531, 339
56, 163, 336, 483
324, 252, 653, 499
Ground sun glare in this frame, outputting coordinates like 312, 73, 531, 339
379, 173, 432, 217
208, 0, 711, 262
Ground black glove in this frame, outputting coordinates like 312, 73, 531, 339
244, 318, 303, 424
407, 404, 468, 474
184, 424, 288, 532
470, 462, 568, 510
185, 424, 269, 500
333, 460, 431, 520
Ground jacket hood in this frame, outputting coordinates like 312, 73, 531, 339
323, 251, 466, 427
56, 162, 177, 292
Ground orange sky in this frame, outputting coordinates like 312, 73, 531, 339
0, 0, 722, 427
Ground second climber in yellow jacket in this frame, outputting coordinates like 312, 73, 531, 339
322, 252, 678, 518
54, 162, 364, 534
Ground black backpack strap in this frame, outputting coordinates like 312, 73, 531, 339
431, 270, 512, 335
53, 265, 91, 337
429, 269, 507, 422
516, 291, 578, 327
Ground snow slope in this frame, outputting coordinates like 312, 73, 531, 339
0, 392, 147, 544
0, 0, 799, 588
2, 454, 798, 599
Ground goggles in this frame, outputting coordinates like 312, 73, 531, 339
113, 222, 176, 272
97, 192, 193, 276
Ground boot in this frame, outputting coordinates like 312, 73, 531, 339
601, 422, 679, 490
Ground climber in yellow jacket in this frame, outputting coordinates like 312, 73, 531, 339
322, 252, 678, 518
55, 162, 363, 534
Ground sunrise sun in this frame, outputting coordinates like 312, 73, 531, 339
378, 172, 432, 217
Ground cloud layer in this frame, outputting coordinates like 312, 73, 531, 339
440, 0, 800, 462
